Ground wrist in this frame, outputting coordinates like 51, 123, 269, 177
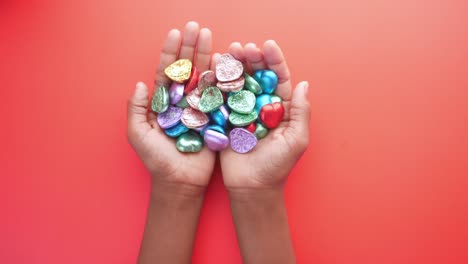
140, 177, 205, 264
228, 186, 295, 264
227, 186, 285, 205
151, 178, 206, 203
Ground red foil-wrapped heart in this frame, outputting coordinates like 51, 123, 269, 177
259, 102, 284, 129
245, 123, 256, 133
184, 67, 199, 94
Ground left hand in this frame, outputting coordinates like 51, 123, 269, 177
219, 40, 311, 192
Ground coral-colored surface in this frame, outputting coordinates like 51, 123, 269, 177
1, 0, 467, 263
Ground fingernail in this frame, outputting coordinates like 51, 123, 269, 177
135, 82, 147, 99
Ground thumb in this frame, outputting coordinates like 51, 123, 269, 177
127, 82, 151, 136
286, 81, 311, 148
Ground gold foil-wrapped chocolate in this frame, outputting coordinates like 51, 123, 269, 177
164, 59, 192, 83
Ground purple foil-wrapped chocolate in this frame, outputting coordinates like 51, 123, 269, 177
229, 128, 257, 154
169, 82, 184, 105
204, 130, 229, 151
219, 105, 230, 120
157, 106, 183, 129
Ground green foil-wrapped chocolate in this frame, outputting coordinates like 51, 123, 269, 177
270, 95, 283, 104
229, 110, 258, 126
243, 73, 262, 95
176, 131, 203, 153
176, 96, 190, 108
254, 123, 268, 139
151, 85, 169, 113
198, 86, 223, 113
227, 90, 256, 114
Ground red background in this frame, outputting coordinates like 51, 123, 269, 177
1, 0, 468, 263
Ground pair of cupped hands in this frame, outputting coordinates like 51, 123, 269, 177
127, 22, 310, 196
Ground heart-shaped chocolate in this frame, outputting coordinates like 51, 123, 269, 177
210, 105, 229, 127
186, 89, 202, 110
227, 90, 256, 114
151, 85, 169, 113
270, 94, 283, 103
204, 129, 229, 151
164, 122, 189, 138
157, 106, 183, 129
254, 122, 268, 139
254, 94, 272, 113
184, 67, 199, 94
198, 70, 217, 92
164, 59, 192, 83
253, 69, 278, 94
198, 86, 224, 113
245, 123, 256, 133
217, 76, 245, 92
169, 82, 184, 105
216, 54, 244, 82
176, 96, 190, 108
229, 128, 257, 154
176, 131, 203, 153
181, 108, 209, 128
259, 102, 284, 129
243, 73, 262, 95
229, 110, 258, 127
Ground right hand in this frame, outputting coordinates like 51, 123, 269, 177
127, 22, 216, 193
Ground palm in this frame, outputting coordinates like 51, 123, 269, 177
221, 125, 294, 188
139, 127, 215, 186
219, 40, 309, 189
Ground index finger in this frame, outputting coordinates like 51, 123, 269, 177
263, 40, 292, 100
